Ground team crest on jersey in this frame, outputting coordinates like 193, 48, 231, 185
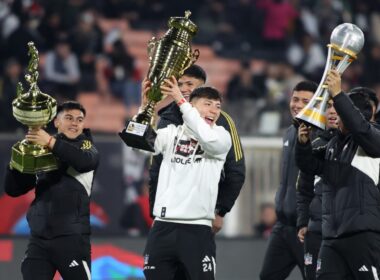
304, 253, 313, 265
81, 140, 92, 150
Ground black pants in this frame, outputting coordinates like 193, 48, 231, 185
317, 232, 380, 280
304, 231, 322, 280
260, 222, 306, 280
143, 221, 216, 280
21, 235, 91, 280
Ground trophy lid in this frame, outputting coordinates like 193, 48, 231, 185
330, 23, 364, 57
169, 10, 198, 36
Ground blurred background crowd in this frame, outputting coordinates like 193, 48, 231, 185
1, 0, 380, 239
2, 0, 380, 136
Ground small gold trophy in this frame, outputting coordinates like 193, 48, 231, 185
10, 42, 58, 174
119, 10, 200, 152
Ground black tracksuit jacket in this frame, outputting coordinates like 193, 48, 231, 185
4, 129, 99, 239
296, 129, 336, 233
148, 102, 245, 217
296, 93, 380, 239
274, 124, 300, 226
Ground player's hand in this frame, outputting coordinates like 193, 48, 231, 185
298, 227, 307, 243
141, 77, 151, 107
326, 69, 342, 97
212, 214, 223, 234
26, 128, 51, 146
160, 76, 184, 104
298, 123, 311, 144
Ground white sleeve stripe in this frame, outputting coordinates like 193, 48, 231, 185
82, 260, 91, 280
212, 256, 216, 277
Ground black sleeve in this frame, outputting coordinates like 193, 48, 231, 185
52, 136, 99, 173
215, 112, 246, 216
295, 140, 324, 176
147, 117, 172, 217
333, 92, 380, 157
4, 166, 35, 197
296, 171, 314, 229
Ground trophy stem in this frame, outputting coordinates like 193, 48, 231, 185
135, 100, 157, 125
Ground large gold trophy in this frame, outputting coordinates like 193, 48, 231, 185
10, 42, 58, 174
119, 11, 199, 152
296, 23, 365, 129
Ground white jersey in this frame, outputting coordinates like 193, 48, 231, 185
153, 102, 231, 226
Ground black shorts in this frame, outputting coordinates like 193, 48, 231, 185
317, 232, 380, 280
21, 235, 91, 280
143, 221, 216, 280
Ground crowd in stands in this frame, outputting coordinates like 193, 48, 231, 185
1, 0, 380, 136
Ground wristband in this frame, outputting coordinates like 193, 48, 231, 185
47, 136, 53, 147
177, 98, 186, 106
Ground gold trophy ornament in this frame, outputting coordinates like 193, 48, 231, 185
295, 23, 364, 129
119, 10, 200, 152
10, 41, 58, 174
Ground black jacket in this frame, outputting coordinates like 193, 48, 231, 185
296, 129, 336, 233
296, 93, 380, 239
149, 102, 245, 217
4, 129, 99, 239
274, 125, 300, 226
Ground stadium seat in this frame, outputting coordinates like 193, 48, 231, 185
77, 92, 127, 133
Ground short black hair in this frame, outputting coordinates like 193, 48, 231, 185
348, 88, 376, 121
350, 87, 378, 109
57, 101, 86, 116
189, 86, 222, 102
182, 64, 207, 83
293, 81, 318, 94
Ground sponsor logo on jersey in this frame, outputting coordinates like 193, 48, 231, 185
171, 137, 204, 165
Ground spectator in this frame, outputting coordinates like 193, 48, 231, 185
43, 35, 81, 101
287, 33, 325, 81
256, 0, 299, 51
254, 202, 277, 239
5, 13, 44, 66
69, 11, 103, 91
106, 39, 141, 110
0, 58, 24, 132
226, 60, 267, 134
120, 182, 153, 236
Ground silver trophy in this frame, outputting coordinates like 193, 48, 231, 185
296, 23, 365, 129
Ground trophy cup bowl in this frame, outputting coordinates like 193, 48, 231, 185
295, 23, 364, 129
330, 23, 365, 56
10, 42, 58, 174
119, 10, 200, 152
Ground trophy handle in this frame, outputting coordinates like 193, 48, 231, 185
47, 99, 54, 121
147, 37, 157, 62
16, 82, 24, 98
191, 49, 200, 63
179, 49, 200, 76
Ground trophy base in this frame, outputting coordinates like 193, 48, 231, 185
10, 142, 58, 174
119, 120, 157, 152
